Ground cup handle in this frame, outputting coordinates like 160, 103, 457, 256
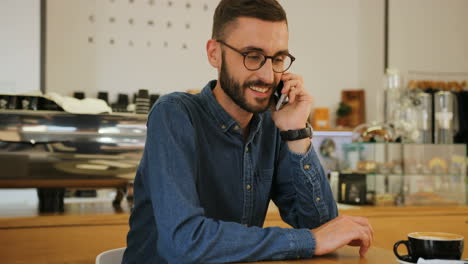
393, 240, 413, 262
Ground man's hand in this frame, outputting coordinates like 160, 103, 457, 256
271, 73, 312, 131
271, 73, 313, 154
311, 215, 374, 257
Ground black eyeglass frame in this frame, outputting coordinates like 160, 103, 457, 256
217, 40, 296, 73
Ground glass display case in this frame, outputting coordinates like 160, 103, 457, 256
340, 143, 466, 206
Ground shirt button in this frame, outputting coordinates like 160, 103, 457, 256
245, 147, 250, 153
316, 197, 321, 201
303, 164, 311, 170
246, 184, 251, 191
221, 124, 226, 129
234, 125, 240, 130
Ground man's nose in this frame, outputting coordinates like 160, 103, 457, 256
255, 58, 275, 84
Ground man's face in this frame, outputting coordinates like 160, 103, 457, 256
218, 17, 289, 113
219, 51, 275, 113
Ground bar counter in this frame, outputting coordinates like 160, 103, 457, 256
0, 203, 467, 263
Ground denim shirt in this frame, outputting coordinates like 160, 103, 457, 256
122, 80, 338, 264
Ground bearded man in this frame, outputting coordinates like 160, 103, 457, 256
123, 1, 373, 263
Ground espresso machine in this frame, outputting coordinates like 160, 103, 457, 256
0, 95, 147, 212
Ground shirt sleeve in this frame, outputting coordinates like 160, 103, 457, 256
143, 99, 316, 263
271, 137, 339, 230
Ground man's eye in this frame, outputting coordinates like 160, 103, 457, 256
247, 55, 262, 60
273, 57, 285, 63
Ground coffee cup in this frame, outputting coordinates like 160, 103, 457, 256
394, 232, 464, 262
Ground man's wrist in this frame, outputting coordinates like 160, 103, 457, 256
286, 138, 311, 154
278, 122, 308, 131
280, 123, 313, 142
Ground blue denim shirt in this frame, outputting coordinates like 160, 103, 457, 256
122, 80, 338, 264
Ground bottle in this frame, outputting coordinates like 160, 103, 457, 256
73, 91, 85, 99
415, 92, 432, 143
434, 91, 454, 144
383, 68, 404, 123
135, 89, 150, 114
150, 94, 160, 108
113, 94, 129, 112
97, 91, 109, 105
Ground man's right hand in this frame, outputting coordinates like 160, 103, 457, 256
311, 215, 374, 257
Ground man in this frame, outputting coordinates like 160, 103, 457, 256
123, 0, 373, 263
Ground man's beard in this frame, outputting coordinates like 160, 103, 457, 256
219, 53, 275, 114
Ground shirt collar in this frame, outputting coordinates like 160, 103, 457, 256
200, 80, 264, 134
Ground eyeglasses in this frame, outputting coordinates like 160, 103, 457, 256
217, 40, 295, 73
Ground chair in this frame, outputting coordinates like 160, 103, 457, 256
96, 247, 126, 264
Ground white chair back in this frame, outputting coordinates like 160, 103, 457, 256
95, 247, 126, 264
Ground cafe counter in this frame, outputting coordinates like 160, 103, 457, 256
0, 204, 467, 263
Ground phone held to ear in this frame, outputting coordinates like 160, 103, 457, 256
274, 81, 288, 111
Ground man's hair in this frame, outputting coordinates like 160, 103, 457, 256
212, 0, 288, 40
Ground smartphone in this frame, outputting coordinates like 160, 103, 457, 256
274, 81, 288, 111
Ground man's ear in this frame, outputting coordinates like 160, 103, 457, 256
206, 39, 221, 69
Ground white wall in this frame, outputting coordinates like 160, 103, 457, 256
46, 0, 96, 100
46, 0, 216, 103
0, 0, 40, 94
285, 0, 386, 123
283, 0, 362, 123
45, 0, 468, 125
47, 0, 379, 124
5, 0, 468, 125
389, 0, 468, 75
357, 0, 385, 122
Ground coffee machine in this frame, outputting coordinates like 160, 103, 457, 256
0, 94, 147, 212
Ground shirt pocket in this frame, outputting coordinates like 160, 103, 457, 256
253, 168, 274, 226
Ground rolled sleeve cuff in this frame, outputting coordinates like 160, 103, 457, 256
285, 140, 332, 225
286, 139, 313, 159
285, 228, 316, 259
286, 141, 319, 175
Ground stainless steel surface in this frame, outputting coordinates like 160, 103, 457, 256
0, 110, 146, 183
416, 92, 432, 143
435, 91, 454, 144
